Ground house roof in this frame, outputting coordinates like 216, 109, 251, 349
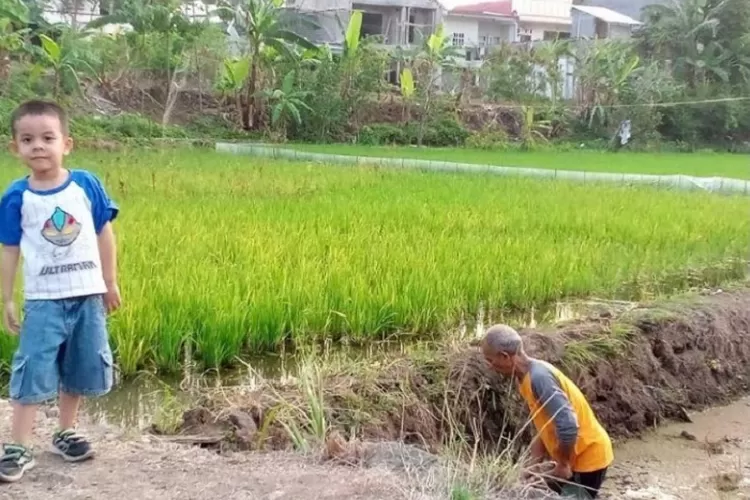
449, 1, 516, 18
571, 5, 642, 25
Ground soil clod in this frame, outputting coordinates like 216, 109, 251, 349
679, 430, 697, 441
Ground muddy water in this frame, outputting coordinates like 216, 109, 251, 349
603, 396, 750, 500
84, 298, 632, 428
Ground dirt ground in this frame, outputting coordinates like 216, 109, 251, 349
0, 399, 410, 500
2, 395, 750, 500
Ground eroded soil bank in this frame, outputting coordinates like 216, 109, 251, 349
174, 287, 750, 456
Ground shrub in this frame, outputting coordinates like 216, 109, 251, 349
358, 123, 408, 145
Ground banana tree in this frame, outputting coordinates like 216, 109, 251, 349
0, 0, 29, 80
575, 40, 642, 128
216, 57, 251, 123
260, 69, 312, 139
636, 0, 732, 87
217, 0, 317, 130
414, 23, 460, 146
0, 18, 26, 81
38, 32, 94, 100
519, 106, 551, 150
399, 67, 415, 122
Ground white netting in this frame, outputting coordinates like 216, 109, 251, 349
215, 143, 750, 196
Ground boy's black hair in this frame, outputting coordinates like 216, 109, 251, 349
10, 100, 70, 137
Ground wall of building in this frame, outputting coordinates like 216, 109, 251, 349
477, 20, 516, 45
571, 10, 635, 39
572, 0, 664, 21
519, 21, 570, 40
444, 16, 480, 46
512, 0, 571, 20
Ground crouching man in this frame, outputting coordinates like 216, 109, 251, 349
480, 324, 613, 499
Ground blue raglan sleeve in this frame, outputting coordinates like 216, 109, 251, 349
0, 185, 23, 246
73, 170, 119, 234
529, 363, 579, 458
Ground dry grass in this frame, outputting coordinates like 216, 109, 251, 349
160, 343, 575, 499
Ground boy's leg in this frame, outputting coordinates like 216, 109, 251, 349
56, 295, 113, 462
1, 300, 66, 483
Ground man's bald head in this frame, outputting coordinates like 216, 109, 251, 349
481, 324, 524, 356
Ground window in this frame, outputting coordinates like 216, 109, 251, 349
361, 12, 383, 39
543, 30, 571, 41
479, 35, 488, 46
517, 27, 532, 42
452, 32, 465, 46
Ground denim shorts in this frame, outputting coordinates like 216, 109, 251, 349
10, 294, 114, 405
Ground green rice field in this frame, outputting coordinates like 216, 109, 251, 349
290, 144, 750, 179
0, 148, 748, 376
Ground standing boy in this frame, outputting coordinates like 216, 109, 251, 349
0, 100, 121, 483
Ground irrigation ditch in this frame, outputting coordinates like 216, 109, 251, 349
216, 143, 750, 196
148, 283, 750, 469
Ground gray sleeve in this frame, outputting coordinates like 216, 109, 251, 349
529, 363, 579, 458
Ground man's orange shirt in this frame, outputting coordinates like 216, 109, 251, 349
518, 359, 613, 472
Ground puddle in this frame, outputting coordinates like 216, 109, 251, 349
603, 396, 750, 499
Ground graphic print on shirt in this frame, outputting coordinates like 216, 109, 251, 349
41, 206, 82, 247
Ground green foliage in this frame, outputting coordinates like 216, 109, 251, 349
465, 127, 509, 150
1, 0, 749, 148
71, 113, 188, 139
357, 118, 469, 147
358, 123, 408, 145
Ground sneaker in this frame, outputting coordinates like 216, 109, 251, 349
51, 429, 95, 462
0, 444, 36, 483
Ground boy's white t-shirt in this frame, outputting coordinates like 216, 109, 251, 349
0, 169, 119, 300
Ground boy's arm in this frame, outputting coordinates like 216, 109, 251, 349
97, 222, 117, 289
1, 246, 20, 334
1, 246, 20, 303
80, 171, 120, 312
0, 188, 23, 333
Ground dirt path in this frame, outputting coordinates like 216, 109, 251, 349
0, 399, 408, 500
1, 397, 750, 500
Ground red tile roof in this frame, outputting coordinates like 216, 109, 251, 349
450, 0, 516, 17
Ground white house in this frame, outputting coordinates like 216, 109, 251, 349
513, 0, 571, 41
445, 0, 572, 54
288, 0, 443, 50
570, 5, 642, 39
444, 2, 518, 46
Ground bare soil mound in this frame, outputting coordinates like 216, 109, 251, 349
170, 288, 750, 456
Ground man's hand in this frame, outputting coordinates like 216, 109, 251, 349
551, 461, 573, 480
3, 301, 19, 335
103, 283, 121, 314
